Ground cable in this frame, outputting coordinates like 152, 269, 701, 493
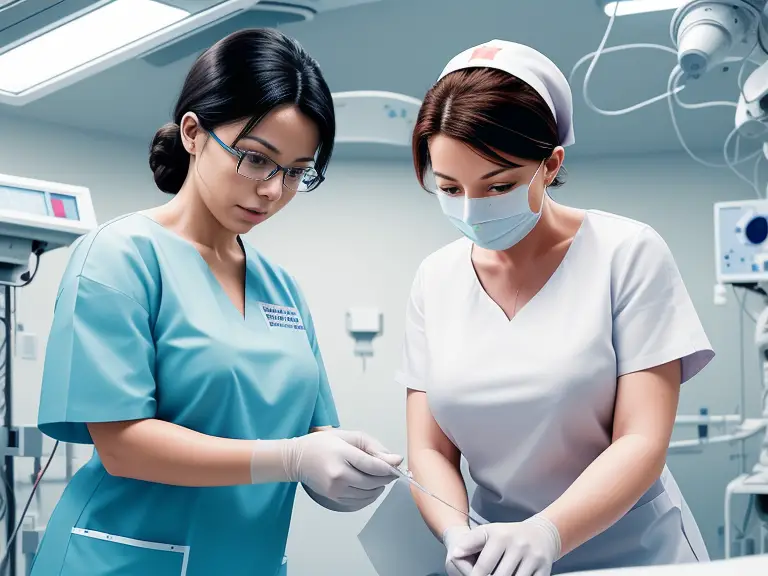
736, 5, 766, 106
733, 285, 758, 322
740, 495, 755, 540
575, 44, 683, 115
0, 441, 58, 573
672, 55, 740, 111
0, 462, 11, 498
572, 1, 765, 177
667, 67, 763, 169
738, 44, 758, 105
0, 335, 5, 378
570, 4, 685, 117
667, 67, 725, 168
572, 47, 747, 116
0, 461, 11, 525
570, 43, 684, 108
724, 126, 765, 197
0, 464, 6, 524
673, 89, 736, 111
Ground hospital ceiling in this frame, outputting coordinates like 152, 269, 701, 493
0, 0, 748, 160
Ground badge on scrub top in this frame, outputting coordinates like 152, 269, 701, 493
257, 302, 306, 331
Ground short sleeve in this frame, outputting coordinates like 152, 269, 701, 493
38, 274, 157, 444
612, 226, 714, 383
292, 284, 340, 429
395, 264, 428, 391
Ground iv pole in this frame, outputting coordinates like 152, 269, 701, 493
2, 285, 15, 576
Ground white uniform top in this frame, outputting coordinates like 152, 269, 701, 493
396, 210, 714, 573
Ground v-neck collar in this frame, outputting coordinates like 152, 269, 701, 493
136, 212, 251, 322
466, 210, 589, 324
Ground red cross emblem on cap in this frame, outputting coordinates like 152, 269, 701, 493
470, 45, 502, 61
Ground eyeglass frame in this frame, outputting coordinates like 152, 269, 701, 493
207, 130, 325, 192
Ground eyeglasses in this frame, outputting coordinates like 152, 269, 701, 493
208, 131, 324, 193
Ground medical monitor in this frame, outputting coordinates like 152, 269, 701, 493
715, 199, 768, 284
0, 172, 96, 253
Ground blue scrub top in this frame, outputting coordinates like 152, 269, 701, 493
32, 213, 339, 576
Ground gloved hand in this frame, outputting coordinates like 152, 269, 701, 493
279, 429, 403, 508
446, 516, 561, 576
442, 525, 476, 576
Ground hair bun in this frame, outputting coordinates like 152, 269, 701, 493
149, 122, 189, 194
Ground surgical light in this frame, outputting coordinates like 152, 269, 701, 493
0, 0, 188, 94
602, 0, 687, 16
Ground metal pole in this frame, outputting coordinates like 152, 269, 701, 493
3, 285, 15, 576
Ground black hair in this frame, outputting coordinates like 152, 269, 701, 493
149, 28, 335, 194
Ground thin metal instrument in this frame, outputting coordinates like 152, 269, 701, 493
387, 464, 486, 526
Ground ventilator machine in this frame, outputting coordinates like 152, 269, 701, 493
0, 172, 96, 574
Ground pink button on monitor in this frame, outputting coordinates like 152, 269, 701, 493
51, 198, 66, 218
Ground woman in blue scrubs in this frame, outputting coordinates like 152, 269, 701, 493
32, 28, 402, 576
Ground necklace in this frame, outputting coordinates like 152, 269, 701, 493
511, 286, 521, 318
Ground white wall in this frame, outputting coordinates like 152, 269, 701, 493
0, 112, 764, 574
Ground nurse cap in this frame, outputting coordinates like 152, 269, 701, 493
437, 40, 575, 147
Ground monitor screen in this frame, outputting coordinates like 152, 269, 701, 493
0, 185, 80, 221
0, 185, 47, 215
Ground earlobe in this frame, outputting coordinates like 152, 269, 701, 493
542, 165, 555, 188
544, 147, 565, 185
180, 112, 201, 155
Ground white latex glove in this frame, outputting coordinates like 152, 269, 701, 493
442, 525, 475, 576
447, 516, 561, 576
279, 429, 403, 508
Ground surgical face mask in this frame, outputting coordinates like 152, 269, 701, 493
436, 162, 545, 251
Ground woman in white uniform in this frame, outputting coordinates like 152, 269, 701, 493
400, 40, 714, 576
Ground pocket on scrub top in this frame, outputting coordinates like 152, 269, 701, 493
59, 528, 189, 576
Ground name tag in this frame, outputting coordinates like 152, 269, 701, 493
258, 302, 306, 331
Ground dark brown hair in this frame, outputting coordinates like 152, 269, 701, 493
412, 67, 565, 190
